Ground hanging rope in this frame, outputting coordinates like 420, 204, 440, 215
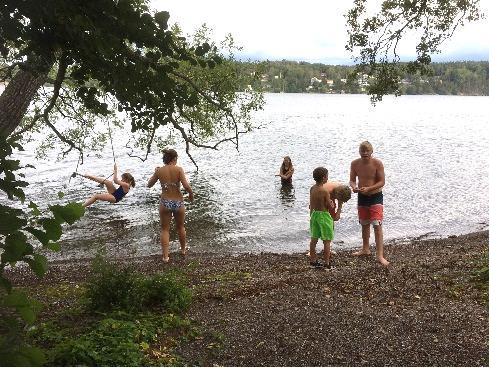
67, 153, 82, 186
66, 122, 90, 187
67, 121, 117, 187
95, 121, 116, 187
107, 120, 116, 165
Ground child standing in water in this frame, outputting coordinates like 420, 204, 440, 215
309, 167, 334, 269
147, 149, 194, 263
276, 156, 294, 186
83, 164, 135, 207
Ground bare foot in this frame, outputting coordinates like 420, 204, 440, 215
180, 245, 188, 256
378, 257, 390, 267
162, 257, 170, 263
352, 249, 371, 256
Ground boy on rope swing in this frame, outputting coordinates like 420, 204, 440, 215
82, 164, 135, 207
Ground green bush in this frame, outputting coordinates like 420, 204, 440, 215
143, 273, 192, 313
49, 315, 189, 367
84, 255, 143, 312
84, 255, 191, 313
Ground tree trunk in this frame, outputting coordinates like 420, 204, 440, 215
0, 69, 46, 137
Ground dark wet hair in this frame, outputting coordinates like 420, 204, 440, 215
313, 167, 328, 183
162, 148, 178, 164
122, 172, 136, 187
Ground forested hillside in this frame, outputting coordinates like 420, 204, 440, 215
238, 61, 489, 95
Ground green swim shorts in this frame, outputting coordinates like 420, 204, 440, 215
310, 210, 334, 241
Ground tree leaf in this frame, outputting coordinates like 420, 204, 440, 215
12, 354, 31, 367
17, 306, 36, 324
19, 346, 46, 367
28, 201, 41, 216
3, 290, 30, 307
46, 242, 61, 252
2, 231, 30, 262
25, 227, 49, 246
154, 11, 170, 30
0, 205, 26, 235
3, 290, 38, 324
42, 218, 62, 241
26, 254, 48, 277
0, 274, 12, 292
49, 202, 85, 225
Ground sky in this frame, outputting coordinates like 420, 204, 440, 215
151, 0, 489, 65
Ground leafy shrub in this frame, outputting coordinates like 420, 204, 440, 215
143, 272, 192, 313
84, 255, 192, 313
84, 255, 144, 312
49, 315, 189, 367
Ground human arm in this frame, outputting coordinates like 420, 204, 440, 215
349, 161, 359, 193
180, 167, 194, 201
281, 167, 294, 180
147, 167, 159, 188
324, 189, 334, 212
112, 164, 130, 190
333, 201, 343, 221
309, 187, 313, 215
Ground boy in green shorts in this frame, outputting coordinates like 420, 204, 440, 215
309, 167, 335, 269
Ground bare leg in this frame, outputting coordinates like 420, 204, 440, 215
159, 205, 172, 262
173, 205, 187, 255
373, 224, 389, 266
353, 223, 372, 256
322, 240, 331, 267
83, 193, 116, 207
309, 238, 318, 263
83, 174, 116, 193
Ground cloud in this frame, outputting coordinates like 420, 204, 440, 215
151, 0, 489, 64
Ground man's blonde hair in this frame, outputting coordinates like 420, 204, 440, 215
359, 141, 373, 152
333, 185, 352, 203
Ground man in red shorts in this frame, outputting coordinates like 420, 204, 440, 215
349, 141, 389, 266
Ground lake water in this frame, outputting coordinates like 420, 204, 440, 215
10, 93, 489, 260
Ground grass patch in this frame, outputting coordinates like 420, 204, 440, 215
474, 252, 489, 306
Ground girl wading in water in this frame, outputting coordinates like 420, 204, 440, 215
147, 149, 194, 262
276, 156, 294, 186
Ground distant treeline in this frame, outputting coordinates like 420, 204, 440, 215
237, 60, 489, 96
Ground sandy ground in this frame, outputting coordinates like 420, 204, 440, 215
6, 231, 489, 366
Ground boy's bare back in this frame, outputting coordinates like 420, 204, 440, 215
309, 184, 331, 212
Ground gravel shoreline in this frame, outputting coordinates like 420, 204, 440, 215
7, 231, 489, 366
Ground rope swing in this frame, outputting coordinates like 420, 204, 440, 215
68, 121, 117, 187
